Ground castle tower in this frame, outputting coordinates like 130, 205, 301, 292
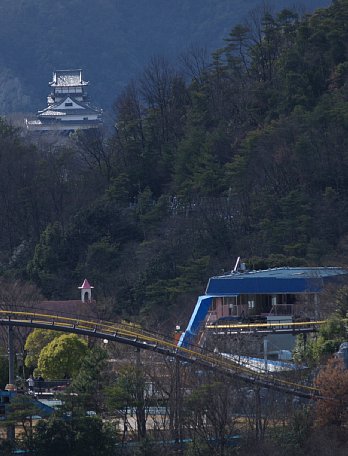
78, 278, 94, 303
26, 69, 102, 132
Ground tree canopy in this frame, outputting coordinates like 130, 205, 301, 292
37, 334, 88, 379
24, 328, 60, 370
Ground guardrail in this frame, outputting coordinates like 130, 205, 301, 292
31, 380, 70, 392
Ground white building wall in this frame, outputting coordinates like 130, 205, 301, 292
56, 98, 85, 110
61, 114, 98, 121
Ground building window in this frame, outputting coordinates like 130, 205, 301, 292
83, 117, 88, 120
228, 304, 238, 316
65, 102, 73, 107
223, 296, 236, 306
248, 300, 255, 309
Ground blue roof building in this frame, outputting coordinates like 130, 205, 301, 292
0, 390, 55, 422
206, 267, 347, 295
0, 390, 15, 420
178, 267, 348, 348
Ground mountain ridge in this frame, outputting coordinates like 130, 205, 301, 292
0, 0, 330, 114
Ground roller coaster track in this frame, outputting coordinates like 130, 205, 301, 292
206, 320, 326, 335
0, 309, 319, 400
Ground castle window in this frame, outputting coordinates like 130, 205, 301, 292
65, 102, 73, 107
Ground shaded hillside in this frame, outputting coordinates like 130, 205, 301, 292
0, 1, 347, 329
0, 0, 329, 114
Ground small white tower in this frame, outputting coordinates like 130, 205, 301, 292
78, 278, 94, 302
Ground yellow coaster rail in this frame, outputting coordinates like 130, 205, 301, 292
0, 309, 319, 399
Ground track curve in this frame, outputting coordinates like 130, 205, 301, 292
0, 309, 319, 399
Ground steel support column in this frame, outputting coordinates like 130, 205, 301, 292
8, 325, 15, 385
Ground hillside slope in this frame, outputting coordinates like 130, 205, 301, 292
1, 1, 348, 328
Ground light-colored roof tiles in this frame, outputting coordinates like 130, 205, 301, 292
212, 267, 348, 280
50, 69, 88, 87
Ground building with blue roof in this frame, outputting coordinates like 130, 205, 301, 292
0, 390, 15, 420
178, 266, 348, 349
0, 390, 55, 423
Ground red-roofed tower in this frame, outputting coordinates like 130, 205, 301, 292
78, 278, 94, 303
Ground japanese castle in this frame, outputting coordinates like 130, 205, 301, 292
26, 69, 103, 132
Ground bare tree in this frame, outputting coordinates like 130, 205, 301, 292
315, 357, 348, 427
179, 45, 209, 84
0, 278, 43, 381
114, 81, 146, 163
72, 127, 114, 183
140, 56, 187, 145
183, 369, 242, 455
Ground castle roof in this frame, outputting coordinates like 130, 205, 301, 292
37, 96, 102, 118
50, 69, 88, 87
38, 106, 101, 117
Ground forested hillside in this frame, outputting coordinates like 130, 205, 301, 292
0, 0, 329, 114
0, 0, 347, 329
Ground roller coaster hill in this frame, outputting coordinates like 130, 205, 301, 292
0, 267, 348, 401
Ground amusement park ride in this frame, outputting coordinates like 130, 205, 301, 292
1, 265, 348, 400
0, 308, 322, 400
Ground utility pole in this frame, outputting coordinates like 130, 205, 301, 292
263, 337, 268, 372
173, 357, 183, 454
8, 325, 15, 386
7, 325, 15, 443
135, 348, 146, 440
255, 386, 262, 441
